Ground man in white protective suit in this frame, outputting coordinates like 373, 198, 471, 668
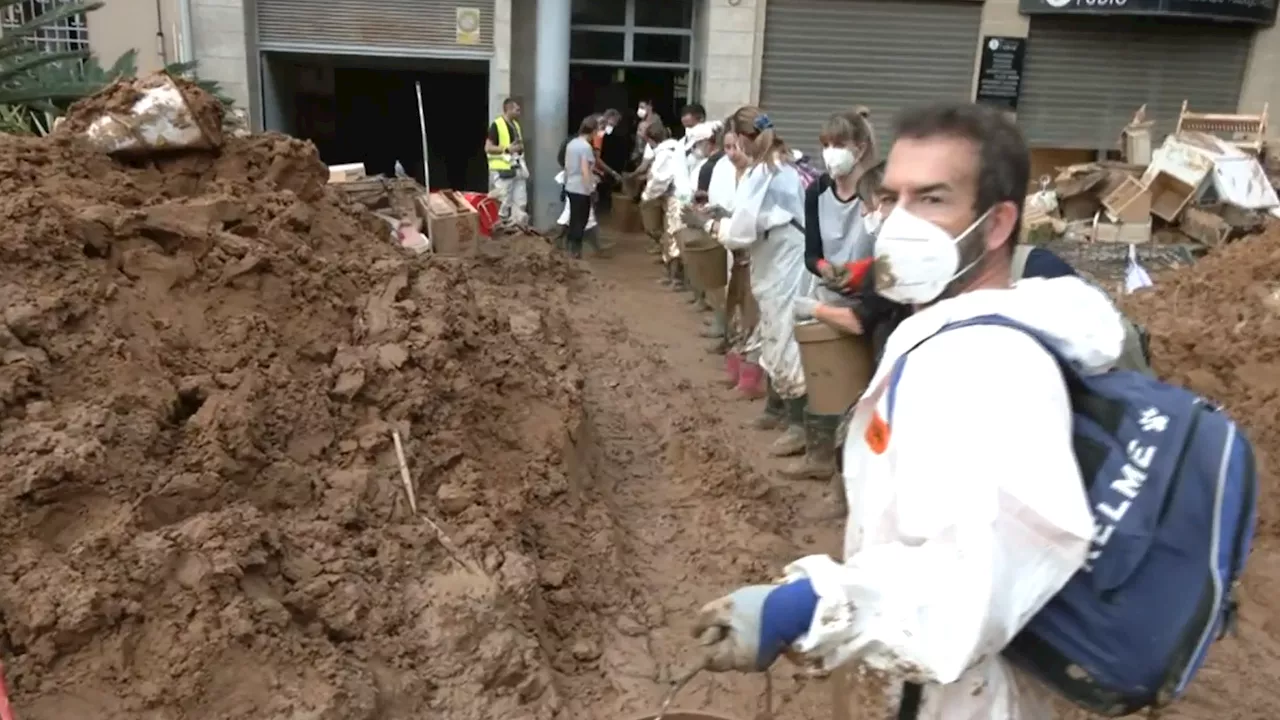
689, 103, 1127, 719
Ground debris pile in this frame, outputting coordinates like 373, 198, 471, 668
1024, 103, 1276, 280
0, 79, 595, 720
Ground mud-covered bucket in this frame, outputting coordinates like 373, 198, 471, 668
640, 197, 665, 239
611, 192, 640, 233
679, 228, 728, 291
78, 73, 223, 156
794, 319, 873, 415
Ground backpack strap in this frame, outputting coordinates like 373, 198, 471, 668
697, 150, 725, 192
1010, 244, 1033, 281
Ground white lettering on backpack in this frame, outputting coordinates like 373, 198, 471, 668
1082, 407, 1167, 573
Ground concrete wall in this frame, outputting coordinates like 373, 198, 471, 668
490, 0, 513, 120
510, 0, 536, 108
86, 0, 180, 74
701, 0, 763, 121
969, 0, 1028, 101
1239, 21, 1280, 132
190, 0, 252, 108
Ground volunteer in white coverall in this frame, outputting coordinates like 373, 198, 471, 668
684, 119, 724, 313
690, 103, 1118, 719
642, 122, 694, 290
684, 106, 811, 455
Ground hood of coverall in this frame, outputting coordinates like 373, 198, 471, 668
876, 275, 1126, 383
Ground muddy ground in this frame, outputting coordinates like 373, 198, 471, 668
1, 115, 1279, 720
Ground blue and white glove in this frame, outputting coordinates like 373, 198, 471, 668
691, 579, 819, 672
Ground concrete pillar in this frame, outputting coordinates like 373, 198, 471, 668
969, 0, 1029, 104
1238, 23, 1280, 122
531, 0, 571, 228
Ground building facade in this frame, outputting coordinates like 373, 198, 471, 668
72, 0, 1278, 221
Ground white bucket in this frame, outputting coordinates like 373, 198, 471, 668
82, 75, 219, 156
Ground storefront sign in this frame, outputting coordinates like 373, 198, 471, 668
975, 36, 1026, 111
1019, 0, 1277, 25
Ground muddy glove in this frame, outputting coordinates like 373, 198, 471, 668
682, 205, 713, 230
819, 258, 873, 293
793, 296, 820, 321
692, 580, 819, 673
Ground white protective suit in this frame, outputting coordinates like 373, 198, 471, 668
785, 276, 1123, 719
715, 158, 811, 398
642, 139, 694, 262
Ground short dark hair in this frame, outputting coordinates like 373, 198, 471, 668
681, 103, 706, 121
503, 97, 520, 111
644, 122, 670, 143
892, 103, 1028, 246
602, 108, 622, 122
578, 114, 599, 135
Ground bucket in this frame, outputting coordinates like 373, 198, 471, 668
611, 192, 639, 233
794, 320, 873, 415
622, 173, 645, 197
640, 197, 665, 239
680, 229, 728, 291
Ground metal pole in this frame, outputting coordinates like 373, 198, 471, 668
415, 81, 430, 190
530, 0, 571, 228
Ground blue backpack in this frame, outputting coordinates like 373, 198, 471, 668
887, 314, 1257, 717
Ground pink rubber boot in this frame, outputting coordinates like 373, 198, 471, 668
723, 352, 743, 388
735, 362, 767, 400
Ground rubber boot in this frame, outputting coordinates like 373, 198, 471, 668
671, 260, 688, 292
750, 379, 786, 429
722, 352, 743, 388
768, 396, 808, 458
736, 361, 767, 400
700, 309, 726, 339
695, 292, 713, 312
688, 288, 703, 305
706, 335, 728, 355
781, 411, 840, 480
657, 261, 674, 287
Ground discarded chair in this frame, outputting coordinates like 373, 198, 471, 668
1175, 100, 1269, 155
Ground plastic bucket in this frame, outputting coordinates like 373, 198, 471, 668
611, 192, 639, 233
640, 197, 665, 239
680, 229, 728, 291
794, 320, 873, 415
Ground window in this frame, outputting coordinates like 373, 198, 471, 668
632, 34, 690, 64
0, 0, 90, 53
570, 30, 625, 61
633, 0, 694, 29
571, 0, 626, 26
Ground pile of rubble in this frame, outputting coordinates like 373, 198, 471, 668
1023, 103, 1277, 279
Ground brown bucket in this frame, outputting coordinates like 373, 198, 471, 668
794, 319, 873, 415
622, 173, 645, 197
640, 197, 665, 239
611, 192, 639, 233
679, 228, 728, 291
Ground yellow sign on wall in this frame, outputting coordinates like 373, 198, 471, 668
456, 7, 481, 45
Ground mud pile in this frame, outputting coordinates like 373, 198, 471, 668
0, 124, 590, 718
1117, 223, 1280, 720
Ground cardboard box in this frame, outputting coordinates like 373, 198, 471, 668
416, 190, 480, 256
328, 162, 366, 184
1093, 221, 1152, 244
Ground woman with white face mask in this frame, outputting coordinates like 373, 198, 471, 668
804, 108, 879, 302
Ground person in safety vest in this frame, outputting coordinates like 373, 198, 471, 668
485, 97, 528, 227
689, 103, 1132, 719
681, 106, 810, 456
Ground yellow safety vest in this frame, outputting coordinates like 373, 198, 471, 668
488, 116, 523, 172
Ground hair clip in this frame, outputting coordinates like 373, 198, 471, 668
753, 114, 774, 131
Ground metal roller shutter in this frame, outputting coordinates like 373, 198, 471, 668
257, 0, 495, 57
759, 0, 982, 158
1018, 17, 1252, 149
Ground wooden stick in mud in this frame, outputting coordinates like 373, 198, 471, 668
390, 429, 486, 577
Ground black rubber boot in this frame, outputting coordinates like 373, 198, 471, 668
751, 379, 786, 431
658, 261, 675, 286
700, 309, 726, 339
781, 411, 840, 480
671, 259, 688, 292
769, 396, 808, 457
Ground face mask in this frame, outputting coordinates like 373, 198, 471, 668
605, 125, 614, 135
873, 206, 991, 305
863, 209, 882, 235
821, 146, 857, 177
637, 107, 648, 119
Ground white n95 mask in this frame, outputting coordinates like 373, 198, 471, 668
605, 125, 614, 135
821, 146, 857, 177
863, 209, 882, 235
873, 206, 990, 305
637, 107, 648, 119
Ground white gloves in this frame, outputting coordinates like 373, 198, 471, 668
793, 297, 820, 320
